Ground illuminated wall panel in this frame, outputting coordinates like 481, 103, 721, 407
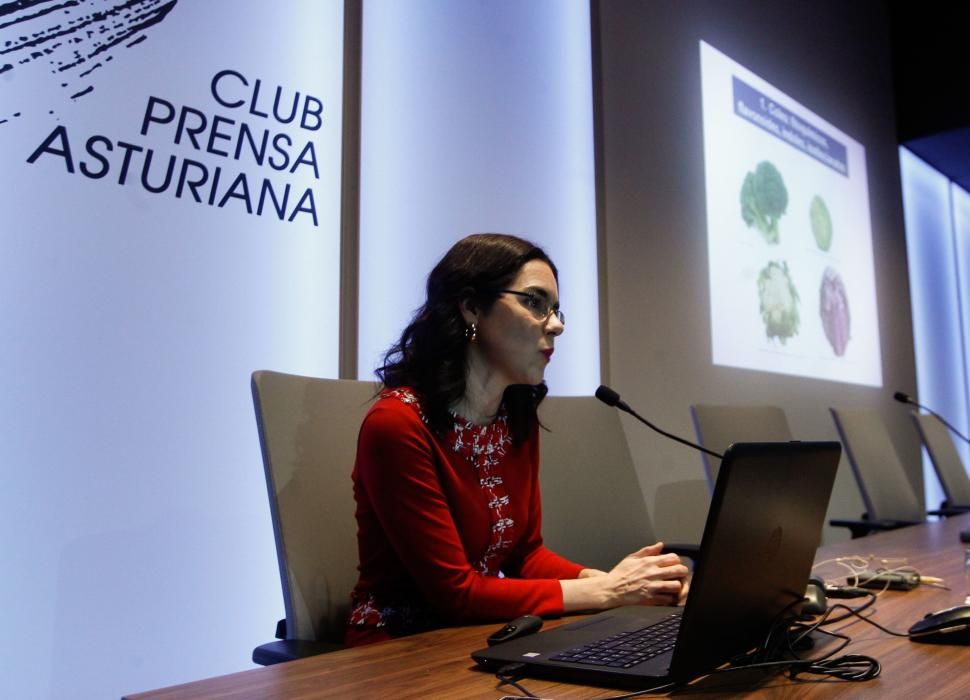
357, 0, 600, 395
900, 148, 970, 508
0, 2, 344, 697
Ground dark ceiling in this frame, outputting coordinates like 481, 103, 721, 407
888, 1, 970, 189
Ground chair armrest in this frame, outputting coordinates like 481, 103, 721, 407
252, 639, 343, 666
829, 518, 920, 539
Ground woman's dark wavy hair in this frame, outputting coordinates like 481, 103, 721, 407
377, 233, 558, 443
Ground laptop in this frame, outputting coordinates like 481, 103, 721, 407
472, 441, 841, 689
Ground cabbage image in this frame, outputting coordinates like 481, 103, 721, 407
820, 267, 850, 356
810, 195, 833, 251
757, 261, 800, 344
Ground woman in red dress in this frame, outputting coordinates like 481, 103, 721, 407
346, 233, 688, 646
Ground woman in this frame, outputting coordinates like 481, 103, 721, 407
345, 233, 688, 646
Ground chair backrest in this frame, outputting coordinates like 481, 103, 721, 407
829, 407, 924, 522
537, 396, 659, 572
690, 404, 792, 490
252, 370, 377, 643
911, 412, 970, 508
653, 479, 710, 545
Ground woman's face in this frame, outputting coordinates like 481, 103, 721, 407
470, 259, 564, 387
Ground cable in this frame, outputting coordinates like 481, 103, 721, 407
495, 599, 900, 697
813, 589, 877, 624
791, 653, 882, 682
495, 663, 539, 698
713, 602, 885, 683
812, 555, 949, 591
818, 602, 912, 638
591, 681, 678, 699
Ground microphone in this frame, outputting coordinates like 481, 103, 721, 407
595, 385, 723, 459
893, 391, 912, 404
894, 391, 970, 444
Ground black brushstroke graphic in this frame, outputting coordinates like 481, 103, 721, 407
0, 0, 178, 125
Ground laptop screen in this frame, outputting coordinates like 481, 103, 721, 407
670, 441, 841, 681
472, 441, 841, 688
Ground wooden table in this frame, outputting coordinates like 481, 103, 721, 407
125, 515, 970, 699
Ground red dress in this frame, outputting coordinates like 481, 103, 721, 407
345, 388, 584, 646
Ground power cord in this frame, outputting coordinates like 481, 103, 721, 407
495, 597, 898, 697
817, 601, 915, 639
592, 681, 678, 699
812, 555, 949, 591
711, 601, 884, 683
495, 663, 539, 698
814, 587, 877, 624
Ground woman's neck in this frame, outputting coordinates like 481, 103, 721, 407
453, 357, 507, 425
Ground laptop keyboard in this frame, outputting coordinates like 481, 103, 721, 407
549, 613, 682, 669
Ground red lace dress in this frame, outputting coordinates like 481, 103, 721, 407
345, 388, 584, 646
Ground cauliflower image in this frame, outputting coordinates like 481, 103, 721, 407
820, 267, 850, 356
810, 195, 833, 251
741, 161, 789, 244
758, 261, 800, 344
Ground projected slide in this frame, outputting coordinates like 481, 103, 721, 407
700, 41, 882, 387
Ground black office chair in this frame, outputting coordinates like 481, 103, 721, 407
538, 396, 698, 566
690, 404, 792, 492
251, 370, 378, 665
911, 411, 970, 512
828, 407, 960, 538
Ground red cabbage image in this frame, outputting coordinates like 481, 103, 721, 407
819, 267, 850, 356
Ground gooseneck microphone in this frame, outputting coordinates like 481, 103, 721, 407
595, 385, 723, 459
894, 391, 970, 444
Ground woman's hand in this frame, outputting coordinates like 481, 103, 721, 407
676, 574, 691, 606
602, 543, 689, 607
561, 543, 689, 612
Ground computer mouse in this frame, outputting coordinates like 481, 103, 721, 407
909, 605, 970, 644
487, 614, 543, 646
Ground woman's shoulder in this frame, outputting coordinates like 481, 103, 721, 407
358, 387, 438, 459
363, 386, 429, 428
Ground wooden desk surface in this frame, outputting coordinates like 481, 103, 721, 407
125, 515, 970, 699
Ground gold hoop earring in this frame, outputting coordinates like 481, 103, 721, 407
465, 323, 478, 343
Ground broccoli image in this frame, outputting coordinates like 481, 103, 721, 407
741, 161, 789, 244
810, 195, 833, 251
757, 261, 800, 344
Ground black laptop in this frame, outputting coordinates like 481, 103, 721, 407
472, 441, 841, 689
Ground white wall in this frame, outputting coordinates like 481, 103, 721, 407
900, 149, 970, 506
0, 2, 344, 697
357, 0, 600, 394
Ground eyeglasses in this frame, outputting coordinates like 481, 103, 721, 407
495, 289, 565, 325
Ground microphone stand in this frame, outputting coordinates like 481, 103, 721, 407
895, 392, 970, 445
595, 385, 723, 460
897, 392, 970, 542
